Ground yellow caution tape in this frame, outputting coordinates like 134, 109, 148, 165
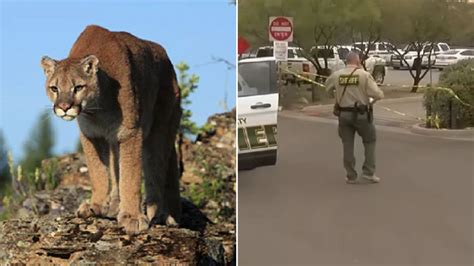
281, 67, 473, 108
281, 68, 327, 87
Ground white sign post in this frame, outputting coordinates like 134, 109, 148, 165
273, 41, 288, 61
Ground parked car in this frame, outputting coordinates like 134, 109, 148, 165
352, 41, 395, 65
307, 45, 387, 84
255, 46, 316, 85
309, 46, 345, 74
435, 49, 474, 70
337, 45, 387, 84
391, 42, 450, 70
238, 57, 279, 170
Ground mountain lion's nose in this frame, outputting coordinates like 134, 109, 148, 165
58, 102, 72, 111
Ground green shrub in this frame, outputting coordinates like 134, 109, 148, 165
424, 59, 474, 129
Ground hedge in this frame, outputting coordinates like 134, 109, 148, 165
424, 59, 474, 129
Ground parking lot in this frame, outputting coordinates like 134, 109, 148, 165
383, 67, 441, 87
239, 114, 473, 265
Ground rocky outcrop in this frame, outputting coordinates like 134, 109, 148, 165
0, 111, 236, 265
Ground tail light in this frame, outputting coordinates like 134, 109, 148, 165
302, 63, 310, 72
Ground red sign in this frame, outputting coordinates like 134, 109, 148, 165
238, 36, 250, 55
269, 16, 293, 42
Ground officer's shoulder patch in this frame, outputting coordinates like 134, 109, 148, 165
338, 75, 360, 85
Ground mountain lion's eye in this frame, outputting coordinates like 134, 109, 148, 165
73, 85, 85, 93
49, 86, 58, 93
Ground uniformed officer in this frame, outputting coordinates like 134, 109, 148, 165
325, 52, 384, 184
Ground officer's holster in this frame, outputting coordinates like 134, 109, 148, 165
339, 103, 373, 123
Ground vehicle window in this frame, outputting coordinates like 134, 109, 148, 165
423, 45, 438, 53
460, 50, 474, 56
386, 43, 396, 52
405, 44, 418, 51
440, 44, 449, 51
256, 48, 273, 57
368, 43, 376, 51
338, 48, 349, 60
238, 61, 276, 97
315, 48, 335, 58
354, 43, 365, 51
295, 49, 305, 58
287, 49, 295, 59
379, 44, 386, 51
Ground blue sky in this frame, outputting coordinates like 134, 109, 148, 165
0, 0, 236, 159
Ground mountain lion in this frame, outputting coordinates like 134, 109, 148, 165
40, 25, 182, 235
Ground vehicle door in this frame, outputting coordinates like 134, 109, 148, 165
238, 60, 278, 169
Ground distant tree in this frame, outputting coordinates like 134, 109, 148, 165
447, 1, 474, 46
239, 0, 474, 90
238, 0, 379, 75
0, 130, 10, 189
20, 111, 55, 173
345, 0, 382, 69
292, 0, 348, 75
176, 62, 200, 136
381, 0, 453, 92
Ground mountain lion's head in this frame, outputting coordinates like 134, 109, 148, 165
40, 55, 99, 121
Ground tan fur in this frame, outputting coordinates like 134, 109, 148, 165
41, 25, 182, 235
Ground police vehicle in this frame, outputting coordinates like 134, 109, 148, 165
238, 57, 278, 170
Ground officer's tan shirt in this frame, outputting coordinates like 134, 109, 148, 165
325, 64, 384, 107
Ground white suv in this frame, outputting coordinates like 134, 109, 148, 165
352, 42, 394, 64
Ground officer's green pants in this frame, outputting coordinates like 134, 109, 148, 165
338, 111, 376, 179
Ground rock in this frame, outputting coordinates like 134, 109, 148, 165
0, 111, 236, 264
206, 200, 219, 209
93, 240, 113, 251
16, 241, 30, 248
79, 167, 88, 173
202, 237, 226, 264
16, 208, 31, 219
0, 213, 233, 264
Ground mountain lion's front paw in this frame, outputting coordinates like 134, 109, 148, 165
165, 215, 179, 227
76, 201, 101, 218
101, 195, 120, 218
118, 211, 149, 235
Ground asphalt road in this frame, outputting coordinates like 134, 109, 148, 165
384, 67, 441, 87
238, 114, 473, 266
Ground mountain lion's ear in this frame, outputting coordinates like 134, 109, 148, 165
41, 56, 57, 77
81, 55, 99, 75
